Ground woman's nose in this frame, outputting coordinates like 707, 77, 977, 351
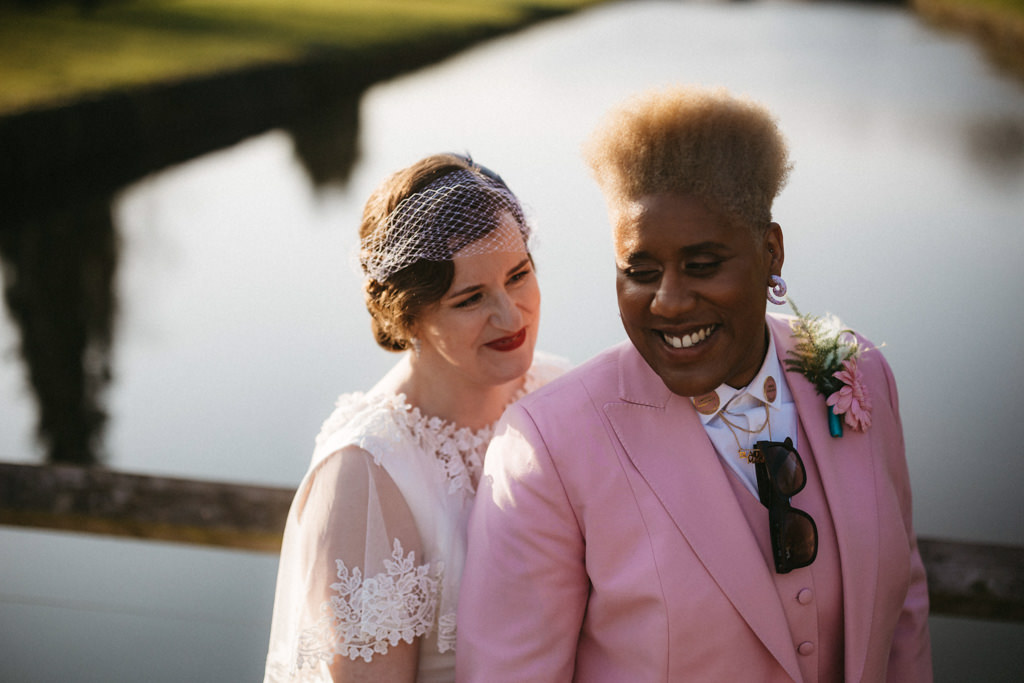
491, 292, 524, 330
650, 272, 695, 318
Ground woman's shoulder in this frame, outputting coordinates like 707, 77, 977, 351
524, 350, 572, 392
315, 351, 566, 444
311, 391, 412, 468
316, 390, 403, 437
520, 342, 631, 402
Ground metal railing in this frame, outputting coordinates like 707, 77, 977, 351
2, 461, 1021, 622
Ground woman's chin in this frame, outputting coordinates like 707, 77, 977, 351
486, 346, 535, 386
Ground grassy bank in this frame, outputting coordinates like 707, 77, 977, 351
0, 0, 610, 115
3, 0, 1020, 118
912, 0, 1024, 81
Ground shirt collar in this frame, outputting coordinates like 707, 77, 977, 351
692, 328, 786, 426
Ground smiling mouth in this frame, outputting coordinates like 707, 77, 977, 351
659, 325, 717, 349
486, 328, 527, 352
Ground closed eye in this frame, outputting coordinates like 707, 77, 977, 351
508, 265, 533, 285
621, 265, 660, 283
453, 292, 483, 308
686, 260, 722, 273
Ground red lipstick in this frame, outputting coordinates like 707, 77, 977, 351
485, 328, 527, 352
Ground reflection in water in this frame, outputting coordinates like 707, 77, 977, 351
0, 84, 362, 464
966, 116, 1024, 181
288, 92, 362, 188
0, 202, 117, 464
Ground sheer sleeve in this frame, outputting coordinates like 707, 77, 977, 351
265, 445, 443, 681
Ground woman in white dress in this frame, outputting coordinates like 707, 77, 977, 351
264, 153, 564, 682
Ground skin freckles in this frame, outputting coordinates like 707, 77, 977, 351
613, 192, 784, 397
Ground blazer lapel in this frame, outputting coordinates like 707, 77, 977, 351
605, 343, 804, 682
770, 315, 880, 683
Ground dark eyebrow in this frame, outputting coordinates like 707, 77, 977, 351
507, 257, 532, 275
681, 241, 731, 254
620, 250, 653, 265
445, 257, 532, 300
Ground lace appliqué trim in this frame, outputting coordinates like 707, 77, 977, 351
316, 390, 538, 498
315, 392, 489, 495
404, 403, 490, 495
314, 357, 563, 497
294, 538, 445, 671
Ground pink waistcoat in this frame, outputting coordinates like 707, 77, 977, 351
723, 420, 845, 682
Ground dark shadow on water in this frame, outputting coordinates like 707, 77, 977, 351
0, 66, 363, 464
0, 5, 584, 464
965, 116, 1024, 186
289, 92, 362, 189
0, 200, 118, 465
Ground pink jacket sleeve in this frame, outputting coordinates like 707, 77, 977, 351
456, 404, 588, 683
879, 352, 934, 681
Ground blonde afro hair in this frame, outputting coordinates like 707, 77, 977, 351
583, 85, 792, 232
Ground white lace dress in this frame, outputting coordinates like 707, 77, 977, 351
264, 353, 566, 682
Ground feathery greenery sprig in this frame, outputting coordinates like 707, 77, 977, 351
784, 301, 863, 397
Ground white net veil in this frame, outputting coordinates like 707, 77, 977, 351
359, 167, 530, 283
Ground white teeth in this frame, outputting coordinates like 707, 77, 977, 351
663, 326, 714, 349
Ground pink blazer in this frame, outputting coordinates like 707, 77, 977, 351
457, 314, 932, 682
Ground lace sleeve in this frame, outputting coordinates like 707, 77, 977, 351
266, 446, 443, 680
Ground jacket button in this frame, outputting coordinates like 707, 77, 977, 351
798, 641, 816, 656
797, 588, 813, 605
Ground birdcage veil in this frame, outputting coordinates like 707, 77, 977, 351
359, 167, 530, 283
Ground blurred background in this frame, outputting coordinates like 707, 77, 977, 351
1, 0, 1022, 680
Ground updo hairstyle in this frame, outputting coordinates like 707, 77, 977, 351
583, 85, 792, 233
359, 153, 527, 352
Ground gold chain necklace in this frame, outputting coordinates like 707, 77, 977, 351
718, 403, 772, 464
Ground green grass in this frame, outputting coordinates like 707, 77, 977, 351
0, 0, 609, 115
913, 0, 1024, 26
912, 0, 1024, 80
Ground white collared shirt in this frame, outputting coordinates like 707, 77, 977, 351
693, 328, 798, 498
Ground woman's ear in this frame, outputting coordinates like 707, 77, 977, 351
765, 222, 785, 274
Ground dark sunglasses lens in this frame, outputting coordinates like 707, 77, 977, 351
766, 446, 805, 495
779, 509, 818, 567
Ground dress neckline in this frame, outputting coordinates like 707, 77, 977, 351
314, 355, 561, 496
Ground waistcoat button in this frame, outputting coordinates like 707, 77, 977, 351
797, 588, 813, 605
798, 641, 816, 656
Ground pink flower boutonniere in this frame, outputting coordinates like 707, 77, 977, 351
826, 359, 872, 432
784, 301, 873, 437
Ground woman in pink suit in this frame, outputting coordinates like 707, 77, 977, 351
456, 86, 932, 682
